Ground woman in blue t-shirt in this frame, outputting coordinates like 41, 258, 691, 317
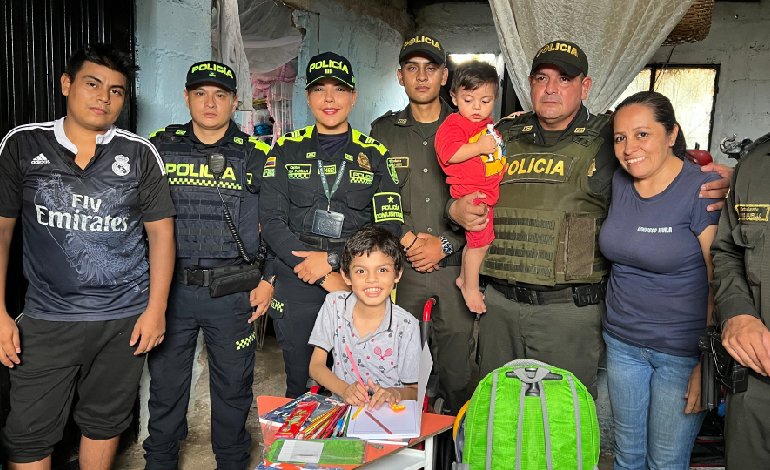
599, 91, 721, 470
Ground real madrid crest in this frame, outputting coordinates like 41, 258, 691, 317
357, 152, 371, 171
112, 155, 130, 176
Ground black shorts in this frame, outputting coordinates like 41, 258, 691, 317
2, 314, 145, 463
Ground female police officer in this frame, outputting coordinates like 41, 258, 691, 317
260, 52, 403, 398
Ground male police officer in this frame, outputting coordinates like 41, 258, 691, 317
450, 40, 730, 396
370, 35, 473, 414
260, 52, 403, 398
712, 133, 770, 468
0, 44, 175, 469
143, 61, 273, 470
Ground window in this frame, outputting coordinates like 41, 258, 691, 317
612, 65, 719, 151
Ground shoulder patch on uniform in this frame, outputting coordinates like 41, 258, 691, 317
248, 136, 271, 153
351, 129, 387, 156
149, 127, 165, 138
386, 158, 399, 184
372, 192, 404, 223
370, 110, 397, 130
497, 111, 535, 125
276, 125, 313, 146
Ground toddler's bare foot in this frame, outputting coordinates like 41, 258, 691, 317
461, 285, 486, 314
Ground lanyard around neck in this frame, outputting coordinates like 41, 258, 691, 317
317, 159, 346, 211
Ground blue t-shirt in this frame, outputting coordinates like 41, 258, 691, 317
599, 161, 721, 356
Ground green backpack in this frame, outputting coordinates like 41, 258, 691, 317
453, 359, 599, 470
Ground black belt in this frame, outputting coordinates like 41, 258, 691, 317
175, 265, 247, 287
298, 234, 347, 251
750, 370, 770, 386
486, 278, 606, 307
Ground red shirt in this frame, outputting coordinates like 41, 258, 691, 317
435, 113, 502, 193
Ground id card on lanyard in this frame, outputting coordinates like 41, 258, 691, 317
311, 159, 347, 238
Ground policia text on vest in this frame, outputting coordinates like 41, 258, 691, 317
153, 124, 268, 297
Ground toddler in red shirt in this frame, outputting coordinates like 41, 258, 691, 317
435, 62, 504, 313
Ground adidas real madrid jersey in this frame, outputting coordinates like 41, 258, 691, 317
0, 118, 176, 321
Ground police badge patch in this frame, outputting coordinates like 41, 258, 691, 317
357, 152, 371, 170
112, 155, 130, 176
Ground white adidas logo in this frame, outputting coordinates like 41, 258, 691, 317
31, 153, 50, 165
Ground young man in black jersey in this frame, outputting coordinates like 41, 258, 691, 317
0, 43, 175, 470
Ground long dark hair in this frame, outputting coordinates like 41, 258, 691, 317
614, 91, 687, 159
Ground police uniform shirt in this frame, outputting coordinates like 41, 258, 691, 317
713, 133, 770, 324
152, 120, 269, 268
0, 118, 175, 321
259, 125, 403, 268
370, 100, 464, 251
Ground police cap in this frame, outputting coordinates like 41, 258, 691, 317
530, 40, 588, 78
305, 52, 356, 90
185, 61, 237, 93
399, 34, 445, 65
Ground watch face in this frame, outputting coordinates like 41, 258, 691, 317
328, 252, 340, 268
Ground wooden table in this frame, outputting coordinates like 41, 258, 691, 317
257, 395, 455, 469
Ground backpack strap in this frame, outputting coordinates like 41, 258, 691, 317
566, 374, 585, 470
511, 367, 555, 470
486, 371, 500, 470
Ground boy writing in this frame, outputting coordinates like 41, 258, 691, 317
308, 226, 420, 409
435, 61, 504, 314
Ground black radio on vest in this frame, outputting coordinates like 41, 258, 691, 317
208, 152, 253, 264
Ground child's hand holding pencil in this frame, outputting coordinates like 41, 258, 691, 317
341, 380, 370, 406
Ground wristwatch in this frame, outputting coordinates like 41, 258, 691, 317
439, 236, 454, 256
327, 251, 340, 272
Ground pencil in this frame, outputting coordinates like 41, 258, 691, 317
365, 410, 392, 435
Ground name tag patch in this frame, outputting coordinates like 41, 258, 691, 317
387, 157, 409, 168
286, 163, 312, 179
736, 204, 770, 222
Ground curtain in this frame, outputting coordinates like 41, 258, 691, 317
237, 0, 302, 74
252, 62, 297, 143
212, 0, 253, 111
488, 0, 695, 113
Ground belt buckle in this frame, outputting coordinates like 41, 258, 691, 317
183, 267, 197, 285
572, 284, 599, 307
185, 267, 209, 286
513, 287, 540, 305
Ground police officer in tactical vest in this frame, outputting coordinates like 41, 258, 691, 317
260, 52, 403, 398
370, 35, 474, 415
143, 61, 274, 470
449, 41, 731, 397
